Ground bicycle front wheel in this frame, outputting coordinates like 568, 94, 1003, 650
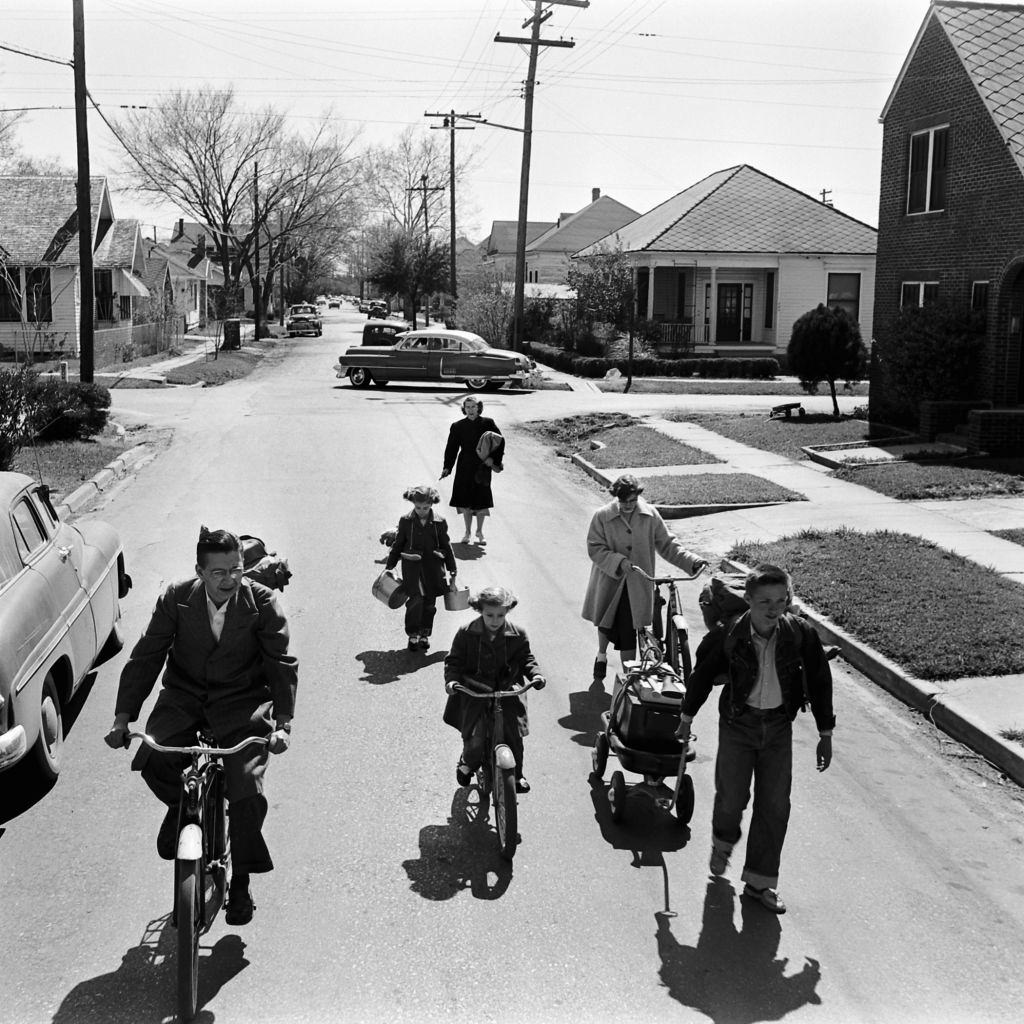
176, 860, 201, 1021
494, 766, 519, 861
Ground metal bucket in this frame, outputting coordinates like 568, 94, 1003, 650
443, 586, 471, 612
372, 571, 406, 609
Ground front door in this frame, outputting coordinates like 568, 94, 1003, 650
717, 284, 741, 342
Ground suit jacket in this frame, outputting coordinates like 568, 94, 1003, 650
115, 577, 298, 735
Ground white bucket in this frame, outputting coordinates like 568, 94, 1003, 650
444, 586, 471, 611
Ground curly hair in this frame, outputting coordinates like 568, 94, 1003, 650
403, 485, 441, 504
461, 396, 483, 414
609, 474, 644, 499
469, 585, 518, 611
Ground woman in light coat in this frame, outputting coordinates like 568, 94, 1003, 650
582, 475, 706, 681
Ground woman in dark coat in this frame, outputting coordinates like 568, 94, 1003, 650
385, 485, 457, 651
440, 395, 504, 546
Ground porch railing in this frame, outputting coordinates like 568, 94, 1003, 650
650, 321, 697, 356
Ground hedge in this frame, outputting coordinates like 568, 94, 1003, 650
29, 379, 111, 440
522, 340, 779, 380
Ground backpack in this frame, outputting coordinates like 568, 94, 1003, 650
240, 534, 292, 591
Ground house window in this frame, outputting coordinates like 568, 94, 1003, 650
900, 281, 939, 308
764, 271, 775, 329
742, 283, 753, 341
828, 273, 861, 323
95, 269, 114, 321
119, 295, 132, 321
1, 266, 22, 321
907, 125, 948, 214
971, 280, 989, 328
25, 268, 53, 323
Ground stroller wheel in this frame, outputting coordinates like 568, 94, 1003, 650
591, 733, 609, 779
608, 771, 626, 823
675, 774, 695, 825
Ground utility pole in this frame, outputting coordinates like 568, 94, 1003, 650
426, 109, 478, 326
253, 162, 261, 343
496, 0, 585, 351
278, 211, 285, 326
406, 174, 444, 327
72, 0, 94, 382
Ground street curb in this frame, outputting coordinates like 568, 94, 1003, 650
721, 558, 1024, 787
56, 442, 153, 520
569, 452, 789, 519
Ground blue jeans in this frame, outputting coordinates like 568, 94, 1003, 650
404, 595, 437, 637
711, 706, 792, 890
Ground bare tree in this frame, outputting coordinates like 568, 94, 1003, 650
0, 110, 26, 153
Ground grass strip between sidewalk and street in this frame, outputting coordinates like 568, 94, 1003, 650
730, 528, 1024, 680
10, 428, 130, 501
994, 528, 1024, 548
635, 473, 804, 505
834, 458, 1024, 500
596, 379, 870, 396
586, 425, 723, 469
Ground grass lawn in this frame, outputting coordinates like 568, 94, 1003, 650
635, 473, 804, 505
587, 425, 723, 468
596, 379, 870, 397
730, 528, 1024, 679
165, 347, 265, 386
95, 376, 170, 389
523, 412, 637, 456
835, 458, 1024, 500
10, 426, 130, 501
994, 528, 1024, 547
670, 412, 890, 460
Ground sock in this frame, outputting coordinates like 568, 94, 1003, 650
595, 653, 608, 662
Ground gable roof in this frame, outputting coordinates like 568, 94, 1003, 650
482, 220, 554, 256
576, 165, 876, 257
526, 195, 640, 254
0, 176, 111, 265
880, 2, 1024, 179
94, 218, 143, 271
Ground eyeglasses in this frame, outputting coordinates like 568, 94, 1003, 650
206, 567, 244, 581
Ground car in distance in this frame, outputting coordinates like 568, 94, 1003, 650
366, 300, 389, 319
285, 303, 323, 337
0, 473, 132, 781
334, 328, 532, 391
327, 298, 341, 309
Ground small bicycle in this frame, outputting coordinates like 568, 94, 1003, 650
447, 678, 541, 861
127, 731, 268, 1022
632, 564, 705, 681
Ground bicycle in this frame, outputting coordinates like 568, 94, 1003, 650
631, 564, 705, 682
127, 730, 268, 1022
446, 677, 541, 861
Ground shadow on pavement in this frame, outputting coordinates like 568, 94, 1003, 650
451, 541, 484, 562
401, 787, 513, 901
354, 648, 447, 686
655, 878, 822, 1023
0, 672, 98, 827
558, 678, 611, 748
588, 775, 690, 867
51, 914, 250, 1024
332, 383, 535, 398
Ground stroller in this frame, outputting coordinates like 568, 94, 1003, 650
591, 636, 695, 826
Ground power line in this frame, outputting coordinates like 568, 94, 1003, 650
0, 39, 70, 66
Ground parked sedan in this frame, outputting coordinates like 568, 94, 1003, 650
0, 473, 131, 780
285, 303, 323, 337
334, 328, 532, 391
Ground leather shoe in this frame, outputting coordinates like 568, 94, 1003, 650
157, 805, 180, 861
515, 776, 531, 794
709, 845, 730, 876
743, 884, 786, 914
225, 886, 255, 926
456, 759, 473, 787
593, 658, 607, 681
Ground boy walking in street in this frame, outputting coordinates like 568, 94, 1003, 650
677, 564, 834, 914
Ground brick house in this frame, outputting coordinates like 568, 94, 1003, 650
871, 0, 1024, 452
576, 164, 877, 359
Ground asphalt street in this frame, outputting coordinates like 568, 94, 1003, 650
2, 306, 1023, 1024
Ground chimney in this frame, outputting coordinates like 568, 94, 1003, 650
176, 217, 184, 240
592, 187, 600, 202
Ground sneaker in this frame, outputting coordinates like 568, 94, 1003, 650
709, 845, 730, 876
743, 884, 787, 914
455, 759, 473, 787
515, 776, 531, 794
157, 805, 180, 860
418, 635, 431, 650
407, 636, 420, 651
593, 657, 608, 681
225, 885, 255, 926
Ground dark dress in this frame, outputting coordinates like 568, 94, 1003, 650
443, 415, 503, 513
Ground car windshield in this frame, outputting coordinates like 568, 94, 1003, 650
290, 305, 316, 314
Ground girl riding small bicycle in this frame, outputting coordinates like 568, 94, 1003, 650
443, 586, 546, 793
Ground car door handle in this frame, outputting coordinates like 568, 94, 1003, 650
58, 546, 71, 562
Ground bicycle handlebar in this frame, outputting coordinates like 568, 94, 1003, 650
629, 564, 706, 584
126, 732, 270, 756
449, 678, 540, 699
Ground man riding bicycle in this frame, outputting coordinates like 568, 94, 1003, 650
105, 528, 298, 926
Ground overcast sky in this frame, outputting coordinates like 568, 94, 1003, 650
1, 0, 940, 241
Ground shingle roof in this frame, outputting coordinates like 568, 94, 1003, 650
483, 220, 555, 256
526, 196, 639, 254
94, 218, 140, 269
933, 2, 1024, 177
0, 176, 109, 265
577, 165, 876, 257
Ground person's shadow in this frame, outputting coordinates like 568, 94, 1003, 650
451, 541, 484, 561
655, 879, 823, 1024
558, 677, 611, 749
355, 648, 447, 685
402, 787, 514, 901
51, 914, 250, 1023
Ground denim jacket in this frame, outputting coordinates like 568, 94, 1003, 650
681, 612, 835, 733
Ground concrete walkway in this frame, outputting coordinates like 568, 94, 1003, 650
575, 414, 1024, 786
97, 324, 257, 381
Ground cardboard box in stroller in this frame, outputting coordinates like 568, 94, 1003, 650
612, 672, 683, 753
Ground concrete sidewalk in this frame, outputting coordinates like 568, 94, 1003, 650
97, 324, 257, 381
573, 415, 1024, 786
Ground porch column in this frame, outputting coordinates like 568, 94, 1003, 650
646, 261, 656, 321
709, 266, 718, 343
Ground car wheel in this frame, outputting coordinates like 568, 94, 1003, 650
349, 368, 372, 388
316, 330, 322, 336
32, 671, 64, 781
465, 377, 488, 391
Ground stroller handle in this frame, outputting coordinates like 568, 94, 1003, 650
629, 564, 705, 584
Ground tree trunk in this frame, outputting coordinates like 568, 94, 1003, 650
829, 379, 840, 417
625, 324, 634, 393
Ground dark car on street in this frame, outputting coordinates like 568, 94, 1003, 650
361, 320, 412, 346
